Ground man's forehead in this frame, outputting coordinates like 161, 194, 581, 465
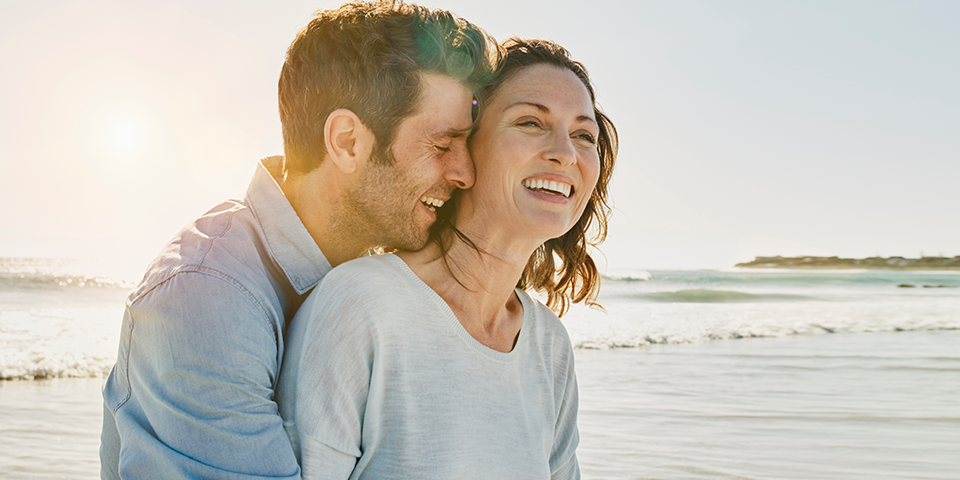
398, 73, 473, 137
413, 104, 473, 137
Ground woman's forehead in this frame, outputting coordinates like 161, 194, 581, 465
492, 64, 594, 118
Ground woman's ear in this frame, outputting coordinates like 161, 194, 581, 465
323, 109, 375, 174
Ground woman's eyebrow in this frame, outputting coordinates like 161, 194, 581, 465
505, 101, 597, 125
506, 101, 549, 113
577, 115, 598, 126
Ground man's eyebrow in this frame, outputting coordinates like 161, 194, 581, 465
434, 126, 473, 139
506, 101, 598, 125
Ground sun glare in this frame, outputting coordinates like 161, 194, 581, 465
105, 118, 145, 158
111, 123, 139, 148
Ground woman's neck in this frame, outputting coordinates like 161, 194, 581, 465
398, 226, 542, 353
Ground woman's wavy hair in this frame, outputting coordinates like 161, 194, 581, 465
432, 38, 618, 316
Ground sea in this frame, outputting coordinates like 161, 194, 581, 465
1, 257, 958, 479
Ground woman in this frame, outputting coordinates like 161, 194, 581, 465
278, 38, 618, 479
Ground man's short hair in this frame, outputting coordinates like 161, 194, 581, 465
279, 0, 494, 174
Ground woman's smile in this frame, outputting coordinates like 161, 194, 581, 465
521, 178, 573, 198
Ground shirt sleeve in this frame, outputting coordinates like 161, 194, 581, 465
289, 272, 378, 480
110, 272, 301, 479
550, 342, 581, 480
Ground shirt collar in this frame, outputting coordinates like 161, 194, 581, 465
245, 156, 331, 295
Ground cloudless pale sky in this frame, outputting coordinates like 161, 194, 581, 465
2, 0, 958, 271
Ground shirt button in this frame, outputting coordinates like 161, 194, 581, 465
294, 277, 301, 286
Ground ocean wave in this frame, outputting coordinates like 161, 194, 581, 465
601, 269, 652, 282
4, 267, 960, 380
0, 258, 135, 290
0, 272, 131, 290
627, 289, 815, 303
1, 306, 122, 380
629, 269, 960, 289
1, 346, 115, 380
560, 297, 960, 349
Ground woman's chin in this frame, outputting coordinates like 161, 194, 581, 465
515, 214, 578, 243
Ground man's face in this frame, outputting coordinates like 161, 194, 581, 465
347, 73, 475, 251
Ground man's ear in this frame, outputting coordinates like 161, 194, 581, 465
324, 109, 375, 175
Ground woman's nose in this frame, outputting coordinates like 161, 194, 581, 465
545, 132, 577, 167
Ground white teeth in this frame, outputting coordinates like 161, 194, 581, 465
420, 196, 445, 212
522, 179, 572, 198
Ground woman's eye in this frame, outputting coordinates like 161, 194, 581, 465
516, 119, 541, 128
577, 133, 597, 145
434, 145, 451, 153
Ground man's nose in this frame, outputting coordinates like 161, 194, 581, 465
444, 143, 475, 189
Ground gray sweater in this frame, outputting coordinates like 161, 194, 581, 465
276, 253, 580, 479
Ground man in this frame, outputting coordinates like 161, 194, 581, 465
99, 2, 493, 478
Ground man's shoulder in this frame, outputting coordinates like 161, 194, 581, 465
130, 198, 272, 304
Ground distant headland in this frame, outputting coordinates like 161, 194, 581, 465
735, 255, 960, 270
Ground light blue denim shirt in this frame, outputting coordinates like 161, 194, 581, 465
100, 156, 330, 479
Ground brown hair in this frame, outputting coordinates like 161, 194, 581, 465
278, 0, 494, 175
434, 38, 618, 316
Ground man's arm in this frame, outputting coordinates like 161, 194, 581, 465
104, 272, 301, 479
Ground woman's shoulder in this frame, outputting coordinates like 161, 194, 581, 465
328, 252, 404, 276
516, 290, 575, 348
303, 254, 420, 314
320, 254, 407, 291
294, 254, 431, 340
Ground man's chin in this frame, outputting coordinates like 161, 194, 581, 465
386, 229, 431, 254
406, 235, 432, 253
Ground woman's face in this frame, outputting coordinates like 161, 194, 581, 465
466, 63, 601, 241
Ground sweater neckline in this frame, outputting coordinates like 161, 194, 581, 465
383, 253, 531, 362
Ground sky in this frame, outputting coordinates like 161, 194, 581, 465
1, 0, 958, 271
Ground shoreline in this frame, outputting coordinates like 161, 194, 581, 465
737, 265, 960, 271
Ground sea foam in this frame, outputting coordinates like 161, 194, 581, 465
0, 306, 123, 380
1, 258, 128, 380
561, 294, 960, 349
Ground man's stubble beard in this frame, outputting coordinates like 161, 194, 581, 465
343, 148, 430, 253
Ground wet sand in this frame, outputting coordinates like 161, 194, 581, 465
2, 331, 959, 479
0, 377, 103, 479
